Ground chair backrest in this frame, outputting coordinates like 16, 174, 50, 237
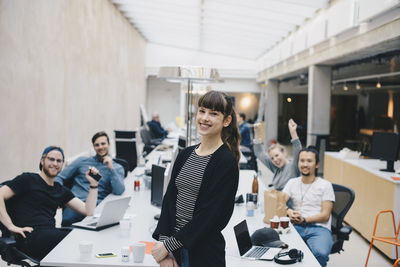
113, 158, 129, 178
114, 130, 137, 172
140, 127, 152, 146
331, 183, 355, 233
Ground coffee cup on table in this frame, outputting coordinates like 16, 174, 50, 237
280, 217, 290, 229
79, 241, 93, 262
270, 216, 280, 229
132, 242, 146, 263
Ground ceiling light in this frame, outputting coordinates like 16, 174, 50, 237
287, 97, 292, 103
343, 82, 348, 91
356, 82, 360, 90
376, 79, 381, 88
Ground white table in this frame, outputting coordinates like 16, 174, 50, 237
41, 170, 320, 266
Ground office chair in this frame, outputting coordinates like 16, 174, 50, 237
330, 183, 355, 254
365, 210, 400, 267
0, 183, 40, 266
114, 130, 137, 171
139, 127, 162, 156
113, 158, 129, 178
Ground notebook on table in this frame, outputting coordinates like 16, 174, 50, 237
233, 220, 281, 260
72, 196, 131, 231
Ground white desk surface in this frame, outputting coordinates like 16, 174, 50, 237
41, 169, 319, 266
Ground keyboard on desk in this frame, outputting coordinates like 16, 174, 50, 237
247, 247, 269, 258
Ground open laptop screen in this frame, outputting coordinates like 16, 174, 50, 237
234, 220, 253, 256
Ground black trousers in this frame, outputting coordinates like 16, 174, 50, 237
16, 227, 71, 260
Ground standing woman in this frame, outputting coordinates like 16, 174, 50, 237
152, 91, 240, 267
253, 119, 302, 190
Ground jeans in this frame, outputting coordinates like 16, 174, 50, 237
294, 224, 332, 267
180, 248, 190, 267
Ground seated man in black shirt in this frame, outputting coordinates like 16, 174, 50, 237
0, 146, 98, 260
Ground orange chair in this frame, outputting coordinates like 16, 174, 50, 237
365, 210, 400, 267
394, 258, 400, 267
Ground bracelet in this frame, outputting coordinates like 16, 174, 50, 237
90, 185, 98, 189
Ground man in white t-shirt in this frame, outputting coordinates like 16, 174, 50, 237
282, 146, 335, 267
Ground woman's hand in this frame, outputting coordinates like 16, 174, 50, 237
253, 123, 262, 140
288, 119, 299, 140
151, 241, 169, 263
159, 254, 179, 267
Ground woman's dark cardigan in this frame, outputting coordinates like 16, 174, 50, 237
152, 144, 239, 267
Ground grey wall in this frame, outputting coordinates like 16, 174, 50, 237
0, 0, 147, 180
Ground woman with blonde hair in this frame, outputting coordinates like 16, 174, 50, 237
253, 119, 302, 190
152, 90, 240, 267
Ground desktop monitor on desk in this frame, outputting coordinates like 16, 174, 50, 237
369, 132, 400, 172
151, 164, 166, 207
178, 136, 187, 153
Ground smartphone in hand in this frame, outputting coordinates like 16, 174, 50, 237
88, 169, 102, 181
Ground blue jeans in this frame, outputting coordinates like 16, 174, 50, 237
180, 248, 190, 267
294, 224, 332, 267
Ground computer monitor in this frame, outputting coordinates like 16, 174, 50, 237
163, 147, 179, 195
178, 136, 187, 152
369, 132, 400, 172
151, 164, 166, 207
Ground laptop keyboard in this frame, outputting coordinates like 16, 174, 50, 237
247, 247, 269, 258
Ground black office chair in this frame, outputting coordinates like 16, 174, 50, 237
330, 183, 355, 254
113, 158, 129, 178
0, 183, 40, 266
139, 127, 162, 156
114, 130, 137, 171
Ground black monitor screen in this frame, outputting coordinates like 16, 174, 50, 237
370, 132, 400, 172
178, 136, 187, 151
151, 165, 166, 207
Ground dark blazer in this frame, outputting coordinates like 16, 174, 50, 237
153, 144, 239, 267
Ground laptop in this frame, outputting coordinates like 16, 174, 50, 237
233, 220, 281, 260
72, 196, 131, 231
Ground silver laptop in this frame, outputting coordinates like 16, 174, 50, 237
233, 220, 281, 260
72, 196, 131, 231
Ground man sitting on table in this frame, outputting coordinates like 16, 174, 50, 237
282, 146, 335, 267
55, 131, 125, 226
0, 146, 98, 260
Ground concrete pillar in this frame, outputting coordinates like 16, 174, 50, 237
264, 80, 279, 148
307, 65, 331, 145
307, 65, 331, 175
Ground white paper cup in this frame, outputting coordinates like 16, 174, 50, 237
79, 241, 93, 262
121, 246, 130, 262
119, 219, 131, 237
132, 242, 146, 263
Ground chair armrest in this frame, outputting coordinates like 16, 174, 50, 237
0, 237, 17, 247
338, 225, 352, 240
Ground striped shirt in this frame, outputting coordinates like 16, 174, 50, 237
161, 149, 212, 252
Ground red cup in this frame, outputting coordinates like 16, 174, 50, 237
134, 180, 140, 191
280, 217, 290, 229
270, 219, 279, 229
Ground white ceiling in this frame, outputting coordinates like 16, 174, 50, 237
111, 0, 330, 60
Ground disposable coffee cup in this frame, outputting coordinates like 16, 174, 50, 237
121, 246, 130, 262
132, 242, 146, 263
270, 218, 280, 229
79, 241, 93, 262
280, 217, 290, 229
119, 219, 131, 237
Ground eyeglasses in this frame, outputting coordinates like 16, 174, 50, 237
46, 156, 64, 164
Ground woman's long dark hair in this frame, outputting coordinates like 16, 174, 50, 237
198, 90, 241, 163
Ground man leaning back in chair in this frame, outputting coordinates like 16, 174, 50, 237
0, 146, 97, 260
